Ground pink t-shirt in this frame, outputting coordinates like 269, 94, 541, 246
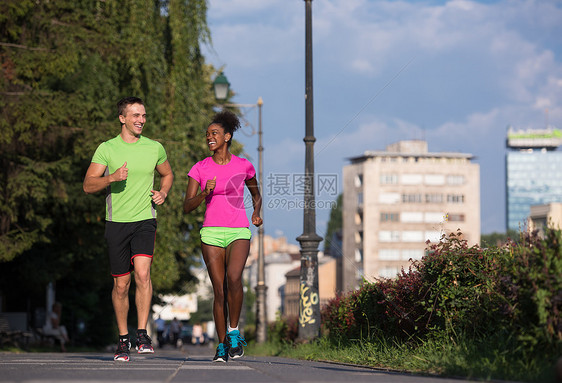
188, 155, 256, 227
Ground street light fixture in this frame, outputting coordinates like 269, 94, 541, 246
212, 72, 267, 344
213, 71, 230, 101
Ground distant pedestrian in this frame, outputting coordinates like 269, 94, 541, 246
170, 317, 181, 348
183, 110, 262, 362
83, 97, 174, 362
42, 302, 69, 352
192, 322, 203, 345
155, 316, 166, 347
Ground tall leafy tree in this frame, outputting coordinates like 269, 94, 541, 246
0, 0, 220, 343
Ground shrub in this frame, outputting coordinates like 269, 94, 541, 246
321, 228, 562, 358
496, 229, 562, 349
415, 230, 509, 336
268, 315, 299, 344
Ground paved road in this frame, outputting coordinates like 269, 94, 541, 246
0, 344, 494, 383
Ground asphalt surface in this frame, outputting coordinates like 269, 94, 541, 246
0, 344, 501, 383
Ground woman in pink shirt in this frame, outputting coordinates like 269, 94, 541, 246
183, 110, 262, 362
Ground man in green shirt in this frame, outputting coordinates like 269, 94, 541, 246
83, 97, 173, 362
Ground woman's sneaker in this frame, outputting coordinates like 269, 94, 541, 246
213, 343, 228, 363
226, 330, 246, 359
114, 338, 131, 362
136, 331, 154, 353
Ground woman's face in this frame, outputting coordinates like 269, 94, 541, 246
206, 123, 231, 151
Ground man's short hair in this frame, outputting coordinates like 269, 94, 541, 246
117, 97, 144, 116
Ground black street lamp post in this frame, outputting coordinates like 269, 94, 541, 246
297, 0, 322, 341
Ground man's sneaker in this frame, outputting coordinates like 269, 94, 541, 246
114, 339, 131, 362
226, 330, 246, 359
212, 343, 228, 363
136, 332, 154, 354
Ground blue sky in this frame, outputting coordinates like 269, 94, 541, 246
202, 0, 562, 245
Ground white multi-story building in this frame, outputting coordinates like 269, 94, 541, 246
342, 140, 480, 291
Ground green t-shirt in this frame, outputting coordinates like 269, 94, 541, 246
91, 135, 167, 222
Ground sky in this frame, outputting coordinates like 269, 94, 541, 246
201, 0, 562, 246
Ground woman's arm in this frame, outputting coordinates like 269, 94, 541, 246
183, 176, 215, 213
245, 176, 263, 227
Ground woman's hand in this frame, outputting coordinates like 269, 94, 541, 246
252, 213, 263, 227
204, 176, 216, 195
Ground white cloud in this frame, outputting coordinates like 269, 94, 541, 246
205, 0, 562, 240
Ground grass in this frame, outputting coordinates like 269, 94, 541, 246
246, 333, 560, 383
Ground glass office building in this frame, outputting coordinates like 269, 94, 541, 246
506, 127, 562, 231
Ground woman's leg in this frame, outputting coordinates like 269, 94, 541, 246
202, 243, 228, 343
225, 239, 250, 329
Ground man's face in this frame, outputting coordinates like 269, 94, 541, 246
119, 103, 146, 137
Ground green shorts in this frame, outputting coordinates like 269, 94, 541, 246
200, 227, 252, 248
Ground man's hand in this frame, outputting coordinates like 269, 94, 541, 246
111, 162, 128, 182
151, 190, 167, 205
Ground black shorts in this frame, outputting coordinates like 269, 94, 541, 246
104, 219, 157, 276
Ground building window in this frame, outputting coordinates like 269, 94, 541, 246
447, 194, 465, 204
380, 212, 399, 222
380, 174, 398, 184
447, 175, 465, 185
355, 174, 363, 187
355, 231, 363, 244
354, 248, 363, 262
357, 192, 363, 207
355, 212, 363, 225
379, 193, 401, 204
401, 212, 423, 223
401, 174, 423, 185
402, 231, 424, 242
379, 231, 400, 242
447, 213, 465, 222
402, 193, 422, 203
425, 231, 443, 243
425, 212, 446, 223
425, 193, 443, 203
424, 174, 445, 185
402, 249, 424, 260
379, 267, 399, 278
379, 249, 401, 260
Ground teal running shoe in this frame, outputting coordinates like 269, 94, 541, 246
226, 330, 247, 359
213, 343, 228, 363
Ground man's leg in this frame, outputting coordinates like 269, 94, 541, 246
133, 256, 152, 330
112, 274, 132, 336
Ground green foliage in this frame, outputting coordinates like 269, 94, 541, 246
480, 229, 519, 247
0, 0, 220, 346
266, 315, 299, 344
321, 228, 562, 370
323, 193, 342, 254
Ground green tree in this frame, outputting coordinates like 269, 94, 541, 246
481, 229, 519, 247
0, 0, 221, 344
323, 194, 342, 255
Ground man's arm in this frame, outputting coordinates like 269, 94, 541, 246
83, 162, 128, 194
152, 160, 173, 205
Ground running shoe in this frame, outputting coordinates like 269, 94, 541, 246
136, 332, 154, 353
213, 343, 228, 363
114, 338, 131, 362
226, 330, 247, 359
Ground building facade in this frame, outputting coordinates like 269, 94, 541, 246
528, 202, 562, 237
506, 126, 562, 231
342, 140, 480, 291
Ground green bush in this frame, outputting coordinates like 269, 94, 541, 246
416, 230, 508, 336
321, 228, 562, 357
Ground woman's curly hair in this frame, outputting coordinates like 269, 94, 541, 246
210, 110, 241, 146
